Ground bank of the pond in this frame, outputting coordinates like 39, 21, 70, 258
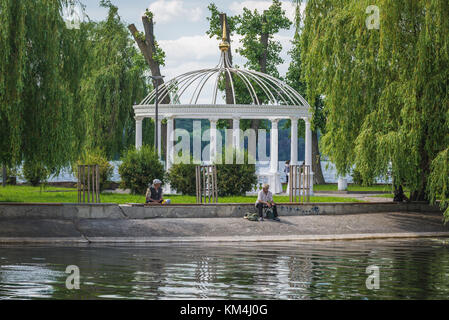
0, 202, 447, 243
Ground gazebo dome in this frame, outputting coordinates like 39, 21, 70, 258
139, 50, 309, 108
138, 18, 309, 109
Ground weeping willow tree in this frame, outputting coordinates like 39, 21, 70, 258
301, 0, 449, 214
80, 1, 148, 159
0, 0, 86, 176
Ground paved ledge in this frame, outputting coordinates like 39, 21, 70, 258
0, 212, 447, 243
77, 232, 449, 243
0, 202, 442, 220
1, 233, 449, 244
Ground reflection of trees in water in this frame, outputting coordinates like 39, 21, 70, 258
130, 255, 166, 299
193, 255, 218, 299
387, 243, 449, 299
287, 255, 313, 299
1, 241, 449, 299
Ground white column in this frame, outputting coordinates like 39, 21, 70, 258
209, 118, 218, 163
290, 117, 299, 165
305, 117, 314, 195
269, 118, 282, 194
233, 117, 241, 150
166, 116, 174, 171
157, 117, 162, 159
270, 118, 279, 173
135, 117, 143, 149
165, 116, 174, 194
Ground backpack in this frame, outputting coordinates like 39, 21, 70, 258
244, 212, 259, 221
265, 208, 276, 220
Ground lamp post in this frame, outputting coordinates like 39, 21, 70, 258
148, 75, 164, 154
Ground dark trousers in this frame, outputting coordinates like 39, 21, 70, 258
256, 203, 278, 218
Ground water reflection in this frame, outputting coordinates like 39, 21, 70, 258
0, 239, 449, 300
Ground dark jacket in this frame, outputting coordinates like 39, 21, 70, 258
146, 186, 163, 203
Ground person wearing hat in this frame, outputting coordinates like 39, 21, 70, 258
145, 179, 171, 205
255, 184, 280, 221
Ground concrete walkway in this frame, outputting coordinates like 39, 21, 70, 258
0, 211, 448, 243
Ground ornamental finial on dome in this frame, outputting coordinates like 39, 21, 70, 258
219, 14, 230, 52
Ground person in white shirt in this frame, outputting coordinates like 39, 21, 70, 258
255, 184, 280, 221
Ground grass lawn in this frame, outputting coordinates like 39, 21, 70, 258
313, 184, 393, 192
0, 185, 363, 204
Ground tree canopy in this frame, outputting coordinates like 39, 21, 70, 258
301, 0, 449, 213
80, 1, 148, 159
0, 0, 149, 177
0, 0, 84, 173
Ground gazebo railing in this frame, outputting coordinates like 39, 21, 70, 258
77, 164, 100, 203
196, 165, 218, 204
289, 164, 311, 203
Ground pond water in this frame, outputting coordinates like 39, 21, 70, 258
1, 239, 448, 300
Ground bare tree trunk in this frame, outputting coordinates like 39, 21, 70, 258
312, 130, 325, 184
220, 13, 233, 129
129, 17, 169, 103
129, 15, 170, 160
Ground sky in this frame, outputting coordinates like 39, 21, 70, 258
78, 0, 301, 89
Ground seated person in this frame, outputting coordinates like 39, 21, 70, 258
255, 184, 280, 221
393, 185, 409, 202
145, 179, 171, 205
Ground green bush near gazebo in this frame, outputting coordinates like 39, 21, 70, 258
119, 146, 164, 194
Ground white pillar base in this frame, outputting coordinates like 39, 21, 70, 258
164, 183, 174, 195
268, 172, 282, 194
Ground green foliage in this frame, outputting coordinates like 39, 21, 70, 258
206, 1, 291, 105
22, 162, 49, 187
0, 166, 19, 185
153, 41, 166, 67
215, 148, 258, 196
235, 0, 291, 77
80, 3, 148, 159
73, 148, 113, 191
428, 148, 449, 221
351, 168, 374, 187
0, 0, 85, 173
119, 146, 164, 195
206, 3, 239, 40
166, 162, 197, 196
285, 2, 326, 135
301, 0, 449, 202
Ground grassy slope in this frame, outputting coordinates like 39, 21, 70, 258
0, 186, 363, 204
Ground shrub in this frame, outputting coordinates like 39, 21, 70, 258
351, 168, 373, 186
166, 162, 196, 195
1, 166, 19, 185
22, 161, 49, 186
119, 146, 164, 194
73, 148, 113, 191
215, 148, 258, 196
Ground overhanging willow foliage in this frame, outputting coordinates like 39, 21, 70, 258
0, 0, 82, 173
0, 0, 149, 175
80, 3, 148, 159
301, 0, 449, 206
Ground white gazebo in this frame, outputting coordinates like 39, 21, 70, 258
133, 21, 313, 195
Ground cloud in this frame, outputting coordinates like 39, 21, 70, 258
158, 33, 293, 80
147, 0, 203, 23
228, 1, 304, 22
159, 35, 218, 62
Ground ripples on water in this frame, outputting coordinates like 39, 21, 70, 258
0, 239, 448, 300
